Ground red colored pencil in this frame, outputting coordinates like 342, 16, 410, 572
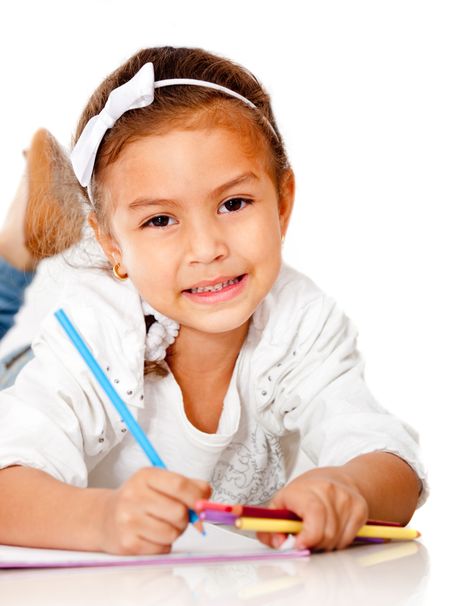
364, 519, 401, 527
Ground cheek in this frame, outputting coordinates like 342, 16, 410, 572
119, 231, 159, 265
248, 206, 282, 255
121, 237, 179, 293
252, 207, 283, 279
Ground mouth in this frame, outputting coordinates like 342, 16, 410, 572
183, 274, 246, 294
181, 274, 248, 304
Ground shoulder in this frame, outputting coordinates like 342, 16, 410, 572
242, 262, 360, 434
251, 261, 341, 345
258, 261, 324, 315
31, 264, 146, 408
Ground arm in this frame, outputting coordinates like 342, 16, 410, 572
0, 334, 210, 554
340, 451, 421, 524
257, 296, 426, 551
258, 451, 420, 552
0, 465, 210, 554
0, 466, 108, 551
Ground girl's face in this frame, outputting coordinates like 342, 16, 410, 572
95, 126, 294, 335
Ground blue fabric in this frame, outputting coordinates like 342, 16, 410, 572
0, 257, 35, 389
0, 257, 35, 340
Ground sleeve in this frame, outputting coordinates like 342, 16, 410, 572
0, 343, 123, 487
271, 296, 428, 506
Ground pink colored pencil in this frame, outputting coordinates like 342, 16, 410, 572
195, 500, 233, 513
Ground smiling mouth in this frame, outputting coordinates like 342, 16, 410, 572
184, 274, 246, 294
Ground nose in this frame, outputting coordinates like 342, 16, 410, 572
184, 217, 229, 265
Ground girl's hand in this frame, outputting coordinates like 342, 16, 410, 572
99, 467, 211, 555
257, 467, 369, 552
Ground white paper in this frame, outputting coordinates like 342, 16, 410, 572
0, 524, 307, 568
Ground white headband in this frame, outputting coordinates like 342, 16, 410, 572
70, 62, 277, 202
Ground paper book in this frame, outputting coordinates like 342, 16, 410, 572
0, 524, 309, 569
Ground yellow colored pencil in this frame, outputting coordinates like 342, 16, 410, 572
235, 517, 420, 541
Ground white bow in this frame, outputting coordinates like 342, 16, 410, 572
71, 63, 156, 188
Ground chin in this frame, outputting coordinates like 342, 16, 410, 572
204, 312, 254, 334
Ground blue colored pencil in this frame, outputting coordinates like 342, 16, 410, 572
54, 308, 201, 529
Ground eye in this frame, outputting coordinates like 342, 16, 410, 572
142, 215, 177, 229
218, 197, 253, 214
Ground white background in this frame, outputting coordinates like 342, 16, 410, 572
0, 1, 448, 601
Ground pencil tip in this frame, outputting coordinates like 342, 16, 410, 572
193, 520, 205, 535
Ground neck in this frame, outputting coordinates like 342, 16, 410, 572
166, 320, 250, 383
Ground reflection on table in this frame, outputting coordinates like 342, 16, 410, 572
0, 540, 429, 606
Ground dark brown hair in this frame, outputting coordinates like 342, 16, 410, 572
73, 46, 291, 230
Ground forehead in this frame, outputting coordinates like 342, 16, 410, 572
99, 126, 274, 205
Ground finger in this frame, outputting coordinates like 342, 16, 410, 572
256, 532, 287, 549
294, 497, 327, 551
306, 484, 359, 551
123, 535, 172, 556
143, 487, 190, 531
191, 477, 213, 492
139, 514, 184, 547
332, 507, 353, 551
143, 468, 211, 509
314, 498, 339, 552
114, 535, 172, 556
314, 486, 353, 552
273, 533, 289, 548
256, 531, 274, 548
113, 518, 175, 556
119, 472, 191, 532
336, 500, 369, 550
116, 503, 183, 549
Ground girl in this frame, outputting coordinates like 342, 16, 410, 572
0, 46, 426, 555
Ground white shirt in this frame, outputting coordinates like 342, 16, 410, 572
0, 261, 428, 505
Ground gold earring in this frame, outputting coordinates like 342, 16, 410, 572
112, 263, 128, 281
281, 235, 286, 245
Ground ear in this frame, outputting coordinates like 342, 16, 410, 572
88, 212, 124, 269
278, 169, 295, 238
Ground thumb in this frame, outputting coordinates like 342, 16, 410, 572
191, 478, 212, 495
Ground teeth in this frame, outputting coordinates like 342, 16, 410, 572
190, 277, 240, 294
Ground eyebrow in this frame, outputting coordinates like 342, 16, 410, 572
128, 171, 260, 211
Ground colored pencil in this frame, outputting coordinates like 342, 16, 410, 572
364, 518, 401, 527
54, 308, 202, 530
198, 501, 401, 527
235, 517, 420, 541
195, 500, 233, 513
231, 504, 302, 521
199, 511, 238, 524
199, 514, 388, 544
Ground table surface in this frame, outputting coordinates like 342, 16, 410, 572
0, 538, 431, 606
